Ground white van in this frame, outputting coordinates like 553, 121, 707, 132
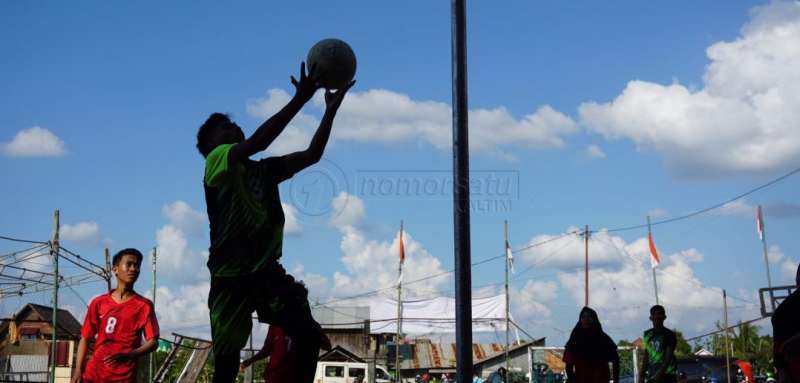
313, 361, 393, 383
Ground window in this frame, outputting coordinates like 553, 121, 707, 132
349, 367, 365, 378
326, 366, 345, 377
376, 368, 390, 380
55, 341, 70, 367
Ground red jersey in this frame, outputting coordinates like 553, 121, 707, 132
80, 292, 159, 383
263, 326, 294, 383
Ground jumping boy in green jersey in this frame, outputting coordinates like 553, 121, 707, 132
196, 63, 353, 383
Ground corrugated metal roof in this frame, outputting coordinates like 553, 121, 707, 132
8, 355, 49, 381
392, 343, 505, 369
312, 306, 370, 330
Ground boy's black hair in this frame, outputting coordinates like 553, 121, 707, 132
112, 248, 144, 266
650, 304, 666, 315
196, 112, 231, 157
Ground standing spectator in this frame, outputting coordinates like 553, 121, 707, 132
638, 305, 677, 383
487, 367, 507, 383
563, 307, 620, 383
772, 264, 800, 383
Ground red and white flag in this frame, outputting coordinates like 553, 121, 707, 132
399, 228, 406, 264
648, 233, 661, 269
505, 239, 515, 273
756, 205, 765, 241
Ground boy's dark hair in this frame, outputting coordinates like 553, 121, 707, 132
650, 304, 666, 315
196, 112, 231, 157
112, 248, 144, 266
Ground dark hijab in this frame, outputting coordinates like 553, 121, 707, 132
564, 307, 618, 363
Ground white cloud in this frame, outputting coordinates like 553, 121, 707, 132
716, 199, 756, 217
332, 225, 449, 299
162, 201, 207, 238
330, 192, 365, 228
248, 88, 578, 157
1, 127, 66, 157
512, 280, 559, 319
768, 245, 799, 285
291, 263, 328, 300
147, 283, 211, 339
517, 228, 628, 270
155, 201, 207, 279
282, 203, 302, 235
648, 208, 670, 219
579, 1, 800, 176
586, 144, 606, 159
61, 222, 101, 243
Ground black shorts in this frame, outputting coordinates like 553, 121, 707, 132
207, 261, 320, 356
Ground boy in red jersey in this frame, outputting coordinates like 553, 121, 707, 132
72, 248, 160, 383
240, 325, 294, 383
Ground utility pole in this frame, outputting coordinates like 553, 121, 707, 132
757, 206, 775, 311
104, 248, 111, 292
49, 209, 60, 383
584, 225, 589, 307
396, 221, 404, 381
150, 247, 157, 383
648, 216, 660, 305
723, 289, 732, 383
504, 220, 510, 372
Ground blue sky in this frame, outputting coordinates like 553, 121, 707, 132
2, 1, 799, 347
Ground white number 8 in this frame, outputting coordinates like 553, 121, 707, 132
105, 317, 117, 334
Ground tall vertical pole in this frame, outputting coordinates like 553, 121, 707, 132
396, 221, 403, 380
104, 248, 111, 292
584, 225, 589, 307
723, 290, 732, 383
50, 210, 60, 383
648, 216, 659, 305
504, 220, 510, 371
758, 206, 775, 311
451, 0, 474, 380
150, 247, 157, 383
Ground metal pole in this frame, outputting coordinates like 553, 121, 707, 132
584, 225, 589, 307
49, 209, 59, 383
396, 221, 403, 381
505, 220, 510, 372
723, 289, 731, 383
758, 206, 775, 311
150, 247, 157, 383
104, 248, 111, 292
648, 216, 659, 305
451, 0, 473, 380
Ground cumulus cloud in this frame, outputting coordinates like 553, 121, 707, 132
1, 127, 66, 157
579, 0, 800, 177
586, 144, 606, 159
516, 228, 627, 270
147, 283, 211, 339
715, 199, 756, 217
247, 88, 577, 157
330, 192, 365, 228
154, 201, 208, 279
61, 222, 101, 243
282, 203, 302, 235
766, 245, 800, 285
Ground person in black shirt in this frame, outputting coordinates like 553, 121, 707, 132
772, 264, 800, 383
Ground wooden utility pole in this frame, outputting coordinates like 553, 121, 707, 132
396, 221, 403, 381
150, 247, 157, 383
49, 210, 60, 383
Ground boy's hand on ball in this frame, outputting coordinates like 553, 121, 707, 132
290, 61, 320, 102
324, 80, 355, 113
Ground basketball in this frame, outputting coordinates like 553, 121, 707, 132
306, 38, 357, 90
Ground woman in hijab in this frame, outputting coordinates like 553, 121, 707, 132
563, 307, 620, 383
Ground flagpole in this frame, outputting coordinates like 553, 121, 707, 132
648, 216, 660, 305
584, 225, 589, 307
396, 220, 403, 380
757, 206, 775, 311
504, 220, 510, 371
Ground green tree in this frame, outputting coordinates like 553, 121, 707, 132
674, 330, 692, 358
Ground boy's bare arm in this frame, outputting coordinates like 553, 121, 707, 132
70, 337, 89, 383
103, 338, 158, 365
229, 63, 320, 166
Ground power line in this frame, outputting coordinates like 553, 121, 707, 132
604, 165, 800, 233
0, 235, 47, 245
